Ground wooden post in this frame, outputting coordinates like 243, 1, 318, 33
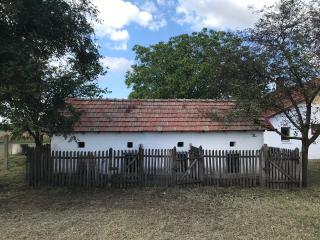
299, 149, 303, 189
199, 146, 204, 184
259, 144, 268, 187
25, 147, 32, 185
138, 145, 144, 187
108, 148, 113, 188
3, 134, 9, 170
172, 147, 177, 186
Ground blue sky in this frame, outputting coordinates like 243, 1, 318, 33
93, 0, 278, 98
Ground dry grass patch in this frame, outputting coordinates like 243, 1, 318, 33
1, 155, 320, 239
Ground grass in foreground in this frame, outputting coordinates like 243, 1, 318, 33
1, 156, 320, 240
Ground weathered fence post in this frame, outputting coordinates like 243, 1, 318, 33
259, 144, 268, 187
298, 149, 302, 189
3, 134, 9, 170
199, 146, 204, 184
86, 152, 89, 188
172, 147, 177, 186
138, 144, 144, 187
26, 147, 31, 185
108, 148, 113, 188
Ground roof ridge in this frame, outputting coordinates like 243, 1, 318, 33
66, 97, 270, 132
68, 98, 235, 102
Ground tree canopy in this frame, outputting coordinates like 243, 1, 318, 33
125, 29, 266, 99
0, 0, 106, 146
233, 0, 320, 187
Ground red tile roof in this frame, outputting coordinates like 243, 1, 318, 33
68, 99, 268, 132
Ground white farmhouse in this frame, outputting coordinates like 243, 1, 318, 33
51, 98, 320, 159
51, 99, 266, 152
264, 96, 320, 159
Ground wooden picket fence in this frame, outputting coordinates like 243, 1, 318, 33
26, 145, 302, 189
261, 146, 301, 189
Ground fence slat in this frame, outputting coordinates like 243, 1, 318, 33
26, 145, 301, 190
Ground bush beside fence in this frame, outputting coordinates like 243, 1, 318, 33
26, 145, 301, 189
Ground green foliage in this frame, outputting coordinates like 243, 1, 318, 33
236, 0, 320, 117
126, 29, 266, 99
0, 0, 107, 146
233, 0, 320, 186
234, 0, 320, 137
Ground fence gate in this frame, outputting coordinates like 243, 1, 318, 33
113, 151, 141, 188
176, 146, 204, 185
264, 147, 301, 189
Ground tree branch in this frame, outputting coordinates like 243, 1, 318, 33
309, 128, 320, 145
287, 91, 305, 126
272, 128, 303, 141
281, 109, 302, 131
26, 127, 36, 140
310, 85, 320, 103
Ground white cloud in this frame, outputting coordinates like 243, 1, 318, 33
106, 42, 129, 51
92, 0, 166, 50
138, 11, 153, 26
109, 29, 129, 41
93, 0, 152, 29
141, 0, 158, 13
101, 57, 133, 73
175, 0, 279, 30
148, 18, 167, 31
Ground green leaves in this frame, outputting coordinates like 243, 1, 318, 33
0, 0, 106, 145
126, 29, 265, 100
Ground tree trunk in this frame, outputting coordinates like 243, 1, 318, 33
301, 141, 309, 187
34, 132, 43, 148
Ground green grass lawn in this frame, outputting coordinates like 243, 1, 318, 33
1, 155, 320, 240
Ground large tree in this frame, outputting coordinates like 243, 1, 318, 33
234, 0, 320, 187
126, 29, 266, 99
0, 0, 106, 146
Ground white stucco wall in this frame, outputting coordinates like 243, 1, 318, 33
264, 130, 320, 159
51, 131, 264, 152
264, 102, 320, 160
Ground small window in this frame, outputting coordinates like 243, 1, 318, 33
127, 142, 133, 148
281, 127, 290, 141
230, 141, 236, 147
78, 142, 85, 148
177, 142, 184, 147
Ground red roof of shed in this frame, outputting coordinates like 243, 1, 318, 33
68, 99, 268, 132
